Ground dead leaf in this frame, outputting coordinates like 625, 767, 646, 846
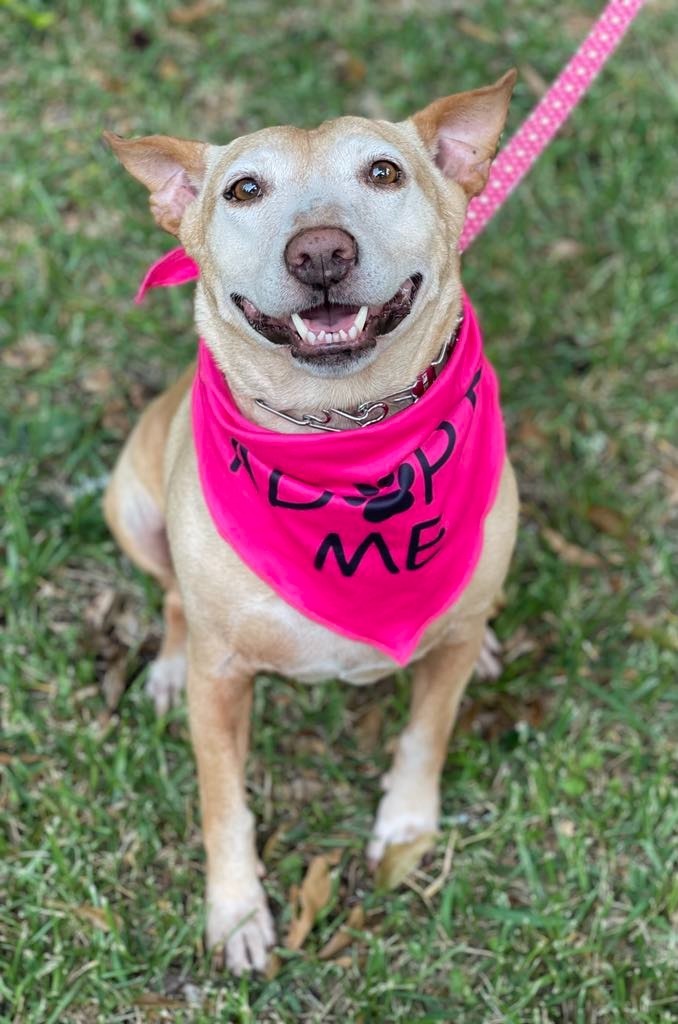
102, 396, 131, 434
36, 579, 61, 600
319, 904, 365, 959
0, 752, 42, 765
127, 379, 154, 410
374, 833, 435, 891
135, 994, 187, 1009
629, 613, 678, 652
99, 73, 126, 95
113, 606, 145, 646
2, 334, 55, 370
457, 699, 512, 740
285, 855, 332, 951
547, 238, 585, 263
84, 587, 117, 631
515, 416, 549, 448
542, 527, 603, 568
72, 903, 121, 931
657, 439, 678, 504
423, 829, 457, 899
158, 56, 182, 81
520, 63, 548, 98
329, 954, 353, 968
556, 819, 576, 838
355, 705, 383, 753
521, 695, 548, 729
81, 366, 113, 394
502, 625, 539, 663
295, 735, 329, 756
456, 691, 550, 741
336, 52, 367, 84
289, 774, 325, 802
357, 89, 389, 120
262, 824, 286, 864
264, 953, 282, 980
456, 17, 498, 43
72, 688, 97, 704
586, 505, 628, 539
169, 0, 221, 24
563, 13, 595, 39
657, 438, 678, 462
102, 654, 128, 711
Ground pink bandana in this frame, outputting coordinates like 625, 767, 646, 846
138, 249, 506, 664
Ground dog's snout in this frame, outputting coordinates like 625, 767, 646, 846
285, 227, 358, 287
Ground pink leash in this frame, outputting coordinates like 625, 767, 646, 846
135, 0, 646, 304
460, 0, 646, 252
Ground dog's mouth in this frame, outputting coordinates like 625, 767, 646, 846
232, 274, 422, 365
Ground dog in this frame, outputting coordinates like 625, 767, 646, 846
103, 68, 518, 974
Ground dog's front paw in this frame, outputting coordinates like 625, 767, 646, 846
146, 653, 187, 715
207, 882, 275, 975
367, 789, 438, 870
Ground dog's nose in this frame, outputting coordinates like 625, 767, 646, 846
285, 227, 358, 287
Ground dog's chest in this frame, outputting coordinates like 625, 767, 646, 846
168, 397, 460, 684
209, 583, 459, 686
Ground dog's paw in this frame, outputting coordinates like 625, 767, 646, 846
146, 653, 187, 715
474, 625, 503, 681
367, 791, 438, 870
207, 884, 275, 975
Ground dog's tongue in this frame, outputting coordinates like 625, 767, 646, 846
299, 304, 360, 334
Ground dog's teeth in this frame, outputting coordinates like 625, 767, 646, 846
307, 331, 316, 343
354, 305, 368, 332
339, 330, 348, 342
348, 325, 358, 341
317, 331, 326, 342
291, 312, 307, 340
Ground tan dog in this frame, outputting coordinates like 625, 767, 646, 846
103, 70, 519, 974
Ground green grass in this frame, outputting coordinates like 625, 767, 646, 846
1, 1, 677, 1021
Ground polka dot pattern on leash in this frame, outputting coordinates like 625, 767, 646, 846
460, 0, 647, 253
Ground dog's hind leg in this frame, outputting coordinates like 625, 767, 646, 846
103, 367, 194, 713
145, 587, 187, 714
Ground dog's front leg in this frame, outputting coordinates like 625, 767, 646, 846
368, 625, 485, 867
187, 643, 274, 973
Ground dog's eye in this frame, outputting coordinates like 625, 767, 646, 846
368, 160, 401, 186
223, 178, 262, 202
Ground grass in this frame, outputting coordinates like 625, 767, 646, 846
1, 0, 677, 1021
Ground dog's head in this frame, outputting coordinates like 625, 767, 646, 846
106, 71, 515, 394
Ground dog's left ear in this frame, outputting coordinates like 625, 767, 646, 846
103, 132, 208, 235
412, 69, 517, 197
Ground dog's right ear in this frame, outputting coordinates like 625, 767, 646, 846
103, 132, 207, 236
